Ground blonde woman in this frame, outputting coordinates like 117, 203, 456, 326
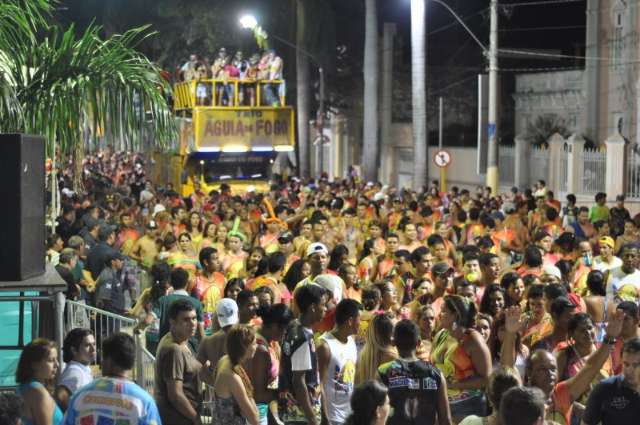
213, 324, 259, 425
355, 312, 397, 384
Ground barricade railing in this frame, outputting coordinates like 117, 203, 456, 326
65, 300, 137, 364
174, 78, 286, 110
201, 384, 217, 424
133, 333, 156, 395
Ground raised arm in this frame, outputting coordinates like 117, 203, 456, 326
501, 306, 524, 373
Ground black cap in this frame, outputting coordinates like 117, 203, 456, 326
98, 224, 116, 241
550, 296, 576, 316
617, 301, 639, 319
105, 251, 125, 265
278, 232, 294, 244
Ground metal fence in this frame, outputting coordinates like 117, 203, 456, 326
530, 146, 550, 183
65, 300, 137, 364
582, 147, 606, 194
627, 151, 640, 198
499, 145, 515, 185
133, 333, 156, 395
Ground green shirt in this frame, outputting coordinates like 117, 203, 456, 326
589, 205, 610, 223
155, 291, 204, 354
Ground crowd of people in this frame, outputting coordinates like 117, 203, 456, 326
179, 47, 284, 107
6, 152, 640, 425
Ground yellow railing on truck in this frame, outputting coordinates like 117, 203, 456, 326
173, 79, 286, 111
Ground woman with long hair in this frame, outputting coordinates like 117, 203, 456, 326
246, 304, 294, 425
168, 232, 199, 289
224, 278, 245, 301
282, 259, 311, 293
500, 272, 526, 309
431, 295, 492, 422
344, 380, 390, 425
358, 238, 383, 286
328, 244, 350, 273
186, 211, 204, 246
199, 222, 218, 251
479, 284, 506, 318
213, 325, 259, 425
131, 261, 172, 353
355, 312, 397, 384
15, 338, 63, 425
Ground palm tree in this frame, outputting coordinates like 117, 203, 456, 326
362, 0, 379, 182
411, 0, 427, 191
0, 0, 176, 225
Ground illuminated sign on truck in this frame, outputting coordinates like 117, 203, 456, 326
196, 108, 294, 149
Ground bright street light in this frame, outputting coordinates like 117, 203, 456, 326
239, 15, 257, 30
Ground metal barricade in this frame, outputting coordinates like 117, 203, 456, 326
65, 300, 137, 363
133, 333, 156, 395
201, 384, 217, 425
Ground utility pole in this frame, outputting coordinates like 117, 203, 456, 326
486, 0, 499, 193
438, 97, 443, 149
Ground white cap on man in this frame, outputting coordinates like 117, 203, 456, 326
216, 298, 239, 328
306, 242, 328, 258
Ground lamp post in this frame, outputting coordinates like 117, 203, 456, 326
240, 14, 326, 177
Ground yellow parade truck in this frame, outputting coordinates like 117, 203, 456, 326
169, 78, 295, 195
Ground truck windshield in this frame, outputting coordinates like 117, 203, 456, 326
189, 153, 273, 183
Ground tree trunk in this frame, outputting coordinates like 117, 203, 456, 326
411, 0, 427, 192
380, 23, 396, 185
296, 0, 311, 179
362, 0, 379, 183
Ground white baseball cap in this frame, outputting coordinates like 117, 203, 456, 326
306, 242, 328, 258
216, 298, 239, 328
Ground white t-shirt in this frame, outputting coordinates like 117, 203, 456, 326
291, 327, 314, 371
593, 256, 622, 272
58, 360, 93, 394
606, 266, 640, 300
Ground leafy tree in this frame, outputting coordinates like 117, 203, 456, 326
0, 0, 176, 223
525, 113, 570, 147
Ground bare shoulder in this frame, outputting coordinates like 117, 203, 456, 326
22, 384, 51, 404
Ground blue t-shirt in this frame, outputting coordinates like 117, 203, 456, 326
63, 377, 162, 425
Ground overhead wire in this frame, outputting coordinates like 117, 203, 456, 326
502, 0, 585, 7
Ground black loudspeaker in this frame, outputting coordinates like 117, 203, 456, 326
0, 134, 46, 281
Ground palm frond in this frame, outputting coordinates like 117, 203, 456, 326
0, 0, 177, 158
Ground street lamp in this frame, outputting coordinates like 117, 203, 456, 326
239, 15, 257, 30
239, 14, 327, 175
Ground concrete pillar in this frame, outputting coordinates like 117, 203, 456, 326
566, 133, 585, 194
585, 0, 600, 142
548, 133, 566, 195
514, 134, 529, 190
605, 132, 626, 197
380, 23, 396, 184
